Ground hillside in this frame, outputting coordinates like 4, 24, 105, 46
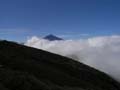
0, 40, 119, 90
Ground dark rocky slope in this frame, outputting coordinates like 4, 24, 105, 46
0, 40, 119, 90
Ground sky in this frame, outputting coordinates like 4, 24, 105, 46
0, 0, 120, 41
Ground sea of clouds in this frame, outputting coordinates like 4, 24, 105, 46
25, 35, 120, 81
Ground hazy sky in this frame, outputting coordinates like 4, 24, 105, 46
0, 0, 120, 41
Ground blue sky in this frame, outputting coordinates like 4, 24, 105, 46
0, 0, 120, 42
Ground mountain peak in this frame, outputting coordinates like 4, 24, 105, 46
43, 34, 63, 41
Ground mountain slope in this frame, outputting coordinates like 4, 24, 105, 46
0, 40, 119, 90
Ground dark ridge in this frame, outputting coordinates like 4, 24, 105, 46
0, 40, 120, 90
43, 34, 63, 41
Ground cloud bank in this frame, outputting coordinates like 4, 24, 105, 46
25, 35, 120, 81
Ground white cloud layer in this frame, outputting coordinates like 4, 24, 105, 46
25, 35, 120, 81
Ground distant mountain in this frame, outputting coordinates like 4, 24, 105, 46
44, 34, 63, 41
0, 40, 120, 90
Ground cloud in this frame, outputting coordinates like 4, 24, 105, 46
58, 33, 90, 39
25, 35, 120, 81
0, 28, 30, 35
